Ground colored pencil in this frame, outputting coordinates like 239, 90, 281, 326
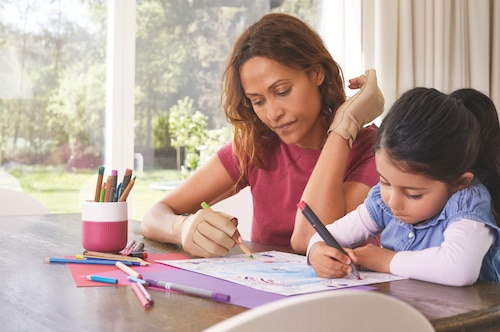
119, 168, 133, 199
94, 166, 105, 202
201, 201, 253, 258
118, 176, 136, 202
44, 257, 133, 266
104, 175, 113, 202
82, 250, 150, 265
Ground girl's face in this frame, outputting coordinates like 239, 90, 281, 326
375, 149, 454, 225
240, 56, 325, 150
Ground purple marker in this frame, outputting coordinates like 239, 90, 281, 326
109, 169, 118, 202
146, 279, 230, 303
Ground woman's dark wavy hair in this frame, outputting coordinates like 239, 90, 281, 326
374, 87, 500, 224
221, 13, 345, 184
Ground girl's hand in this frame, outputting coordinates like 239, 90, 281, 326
308, 242, 357, 278
352, 244, 396, 273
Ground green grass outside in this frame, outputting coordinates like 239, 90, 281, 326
9, 167, 181, 221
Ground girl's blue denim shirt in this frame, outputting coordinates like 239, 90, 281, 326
365, 179, 500, 282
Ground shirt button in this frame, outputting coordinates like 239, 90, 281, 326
408, 232, 414, 239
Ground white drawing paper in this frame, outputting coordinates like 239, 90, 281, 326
157, 251, 406, 296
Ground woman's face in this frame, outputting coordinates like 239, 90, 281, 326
240, 56, 325, 150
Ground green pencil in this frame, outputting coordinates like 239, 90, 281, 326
201, 201, 254, 259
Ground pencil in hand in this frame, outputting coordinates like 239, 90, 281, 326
297, 200, 361, 280
200, 201, 254, 259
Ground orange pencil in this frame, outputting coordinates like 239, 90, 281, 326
104, 175, 113, 202
201, 201, 254, 258
118, 176, 136, 202
94, 166, 105, 202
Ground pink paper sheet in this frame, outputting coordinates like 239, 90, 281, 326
67, 252, 373, 309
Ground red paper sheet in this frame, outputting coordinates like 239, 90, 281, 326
66, 253, 188, 287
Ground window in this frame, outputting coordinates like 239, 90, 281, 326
0, 0, 361, 220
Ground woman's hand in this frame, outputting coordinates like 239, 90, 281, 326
180, 209, 238, 257
328, 69, 385, 147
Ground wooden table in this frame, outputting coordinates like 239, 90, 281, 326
1, 214, 500, 331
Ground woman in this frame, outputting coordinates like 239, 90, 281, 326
141, 13, 384, 257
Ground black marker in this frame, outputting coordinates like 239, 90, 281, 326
298, 200, 361, 279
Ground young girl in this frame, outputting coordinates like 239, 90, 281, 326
141, 13, 384, 257
307, 87, 500, 286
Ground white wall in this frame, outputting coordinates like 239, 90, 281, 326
212, 187, 253, 241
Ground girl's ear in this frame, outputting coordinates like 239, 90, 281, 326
452, 172, 474, 192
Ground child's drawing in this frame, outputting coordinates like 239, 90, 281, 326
157, 251, 406, 296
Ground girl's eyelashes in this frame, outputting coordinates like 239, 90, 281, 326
406, 193, 423, 200
379, 179, 423, 200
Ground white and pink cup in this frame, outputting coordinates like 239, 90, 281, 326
81, 201, 128, 253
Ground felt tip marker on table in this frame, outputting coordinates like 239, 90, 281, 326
86, 275, 118, 284
136, 282, 154, 304
146, 279, 230, 303
121, 240, 136, 256
115, 261, 143, 279
297, 200, 361, 280
200, 201, 254, 259
128, 275, 149, 286
131, 282, 151, 309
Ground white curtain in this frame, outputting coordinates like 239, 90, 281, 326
319, 0, 363, 95
361, 0, 500, 118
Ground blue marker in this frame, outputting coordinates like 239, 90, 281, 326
128, 275, 149, 286
86, 275, 118, 284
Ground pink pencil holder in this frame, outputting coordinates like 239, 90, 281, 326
81, 201, 128, 253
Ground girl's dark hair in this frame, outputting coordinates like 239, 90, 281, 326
375, 87, 500, 223
222, 13, 345, 182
